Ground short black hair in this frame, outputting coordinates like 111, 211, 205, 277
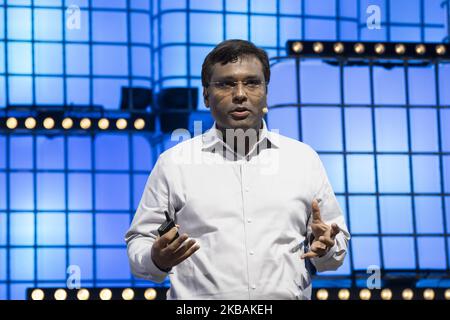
201, 39, 270, 87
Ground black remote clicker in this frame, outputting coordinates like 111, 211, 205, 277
157, 211, 179, 243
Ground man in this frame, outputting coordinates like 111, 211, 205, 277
125, 39, 350, 300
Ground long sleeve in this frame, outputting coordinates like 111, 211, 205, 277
125, 154, 173, 283
308, 151, 351, 273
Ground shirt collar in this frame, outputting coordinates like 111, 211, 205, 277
201, 118, 279, 151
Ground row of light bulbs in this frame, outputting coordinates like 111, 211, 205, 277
3, 117, 147, 130
316, 288, 450, 300
31, 288, 158, 300
291, 41, 447, 56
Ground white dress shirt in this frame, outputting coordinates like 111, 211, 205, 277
125, 119, 350, 300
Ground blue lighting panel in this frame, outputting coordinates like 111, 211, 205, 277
345, 108, 373, 151
7, 8, 31, 40
37, 173, 66, 210
37, 248, 66, 281
414, 197, 444, 234
66, 78, 90, 105
418, 237, 447, 269
133, 174, 148, 210
412, 155, 441, 193
96, 248, 130, 280
8, 42, 32, 74
95, 214, 130, 245
250, 0, 275, 13
375, 108, 408, 152
302, 107, 342, 151
10, 213, 34, 246
131, 13, 151, 44
37, 213, 66, 245
301, 62, 340, 104
347, 155, 375, 193
69, 213, 93, 245
410, 109, 438, 152
320, 154, 345, 193
10, 248, 34, 281
95, 134, 129, 170
10, 173, 34, 210
68, 173, 92, 211
349, 196, 378, 234
377, 155, 411, 192
35, 43, 63, 75
66, 44, 90, 75
190, 13, 223, 44
93, 45, 128, 76
69, 248, 93, 281
226, 14, 248, 40
352, 237, 381, 270
132, 136, 154, 170
93, 78, 129, 110
0, 174, 5, 210
34, 9, 62, 41
36, 136, 64, 170
9, 76, 33, 104
36, 77, 64, 104
383, 237, 416, 269
380, 196, 413, 234
250, 16, 277, 47
95, 173, 130, 211
68, 136, 92, 170
92, 12, 127, 42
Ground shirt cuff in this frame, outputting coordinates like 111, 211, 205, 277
142, 250, 171, 281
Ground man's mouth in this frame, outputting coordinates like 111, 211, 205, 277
230, 107, 251, 119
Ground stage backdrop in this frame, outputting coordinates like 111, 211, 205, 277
0, 0, 450, 299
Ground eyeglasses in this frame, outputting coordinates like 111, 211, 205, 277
209, 79, 265, 92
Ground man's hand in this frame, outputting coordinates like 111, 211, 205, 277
151, 225, 200, 271
301, 199, 341, 259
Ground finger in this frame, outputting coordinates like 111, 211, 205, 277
158, 226, 179, 247
172, 238, 197, 256
172, 242, 201, 265
330, 223, 341, 239
319, 235, 334, 247
166, 233, 189, 252
301, 251, 318, 259
312, 199, 322, 223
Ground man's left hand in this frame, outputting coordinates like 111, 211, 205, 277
301, 199, 341, 259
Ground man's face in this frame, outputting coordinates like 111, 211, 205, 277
203, 55, 267, 131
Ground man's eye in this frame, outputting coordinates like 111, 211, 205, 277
223, 81, 236, 87
245, 80, 261, 86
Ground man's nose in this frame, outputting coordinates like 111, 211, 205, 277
232, 82, 247, 104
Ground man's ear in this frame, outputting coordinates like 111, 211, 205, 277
203, 87, 209, 108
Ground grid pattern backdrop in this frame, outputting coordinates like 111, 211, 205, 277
0, 0, 450, 299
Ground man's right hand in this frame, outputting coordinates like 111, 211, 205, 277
151, 226, 200, 271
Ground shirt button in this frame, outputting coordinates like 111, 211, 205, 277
249, 251, 254, 255
247, 218, 252, 223
245, 187, 249, 192
251, 285, 256, 290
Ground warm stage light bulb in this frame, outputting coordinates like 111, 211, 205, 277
6, 117, 18, 129
80, 118, 91, 130
395, 44, 406, 55
25, 117, 36, 129
292, 41, 303, 53
62, 118, 73, 129
43, 117, 55, 129
134, 118, 145, 130
98, 118, 110, 130
116, 118, 128, 130
313, 42, 324, 53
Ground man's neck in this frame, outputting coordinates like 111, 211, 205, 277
217, 121, 263, 157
